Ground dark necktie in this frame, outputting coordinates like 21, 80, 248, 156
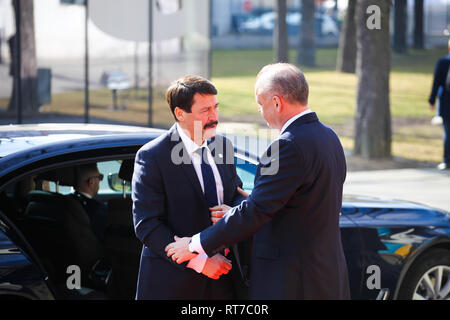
198, 147, 232, 258
197, 146, 218, 208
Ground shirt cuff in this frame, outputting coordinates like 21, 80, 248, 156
186, 253, 207, 273
190, 233, 206, 255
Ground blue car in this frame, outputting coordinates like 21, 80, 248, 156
0, 124, 449, 300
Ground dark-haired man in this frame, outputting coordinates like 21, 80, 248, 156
166, 63, 350, 300
132, 75, 248, 299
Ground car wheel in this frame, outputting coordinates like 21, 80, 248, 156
398, 249, 450, 300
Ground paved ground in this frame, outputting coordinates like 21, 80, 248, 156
1, 113, 449, 212
344, 168, 450, 212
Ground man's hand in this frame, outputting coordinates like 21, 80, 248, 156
165, 236, 196, 264
430, 104, 436, 111
202, 254, 232, 279
209, 204, 231, 225
237, 187, 249, 198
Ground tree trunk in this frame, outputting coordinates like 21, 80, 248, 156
354, 0, 392, 159
413, 0, 424, 49
393, 0, 407, 54
274, 0, 288, 63
336, 0, 356, 73
8, 0, 39, 114
297, 0, 315, 67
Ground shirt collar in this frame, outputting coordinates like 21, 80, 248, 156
280, 109, 313, 135
79, 191, 92, 199
176, 123, 208, 156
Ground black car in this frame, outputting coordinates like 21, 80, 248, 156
0, 124, 449, 300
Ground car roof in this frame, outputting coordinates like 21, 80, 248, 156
0, 123, 166, 158
0, 123, 259, 178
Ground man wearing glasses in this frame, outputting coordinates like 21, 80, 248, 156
70, 163, 107, 243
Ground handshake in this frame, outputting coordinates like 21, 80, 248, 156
165, 187, 249, 280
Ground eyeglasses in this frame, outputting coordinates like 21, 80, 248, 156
90, 174, 104, 181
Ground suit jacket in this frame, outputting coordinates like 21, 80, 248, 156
132, 125, 247, 300
199, 112, 351, 299
429, 55, 450, 119
70, 191, 107, 243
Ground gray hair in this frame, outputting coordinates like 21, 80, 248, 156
74, 163, 99, 189
255, 63, 309, 106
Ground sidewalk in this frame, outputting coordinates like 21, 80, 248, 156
344, 168, 450, 212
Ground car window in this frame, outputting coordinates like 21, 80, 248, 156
98, 160, 126, 195
12, 157, 254, 197
45, 160, 128, 195
46, 182, 72, 194
235, 157, 257, 192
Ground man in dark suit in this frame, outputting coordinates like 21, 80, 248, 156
166, 63, 351, 300
70, 163, 107, 243
428, 39, 450, 170
132, 76, 248, 300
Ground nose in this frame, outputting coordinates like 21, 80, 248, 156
209, 107, 218, 120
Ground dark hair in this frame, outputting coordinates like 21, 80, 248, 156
165, 75, 218, 121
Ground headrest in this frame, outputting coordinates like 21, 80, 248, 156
119, 159, 134, 182
36, 167, 75, 186
26, 190, 65, 203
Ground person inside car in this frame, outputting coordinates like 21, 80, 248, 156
70, 163, 108, 243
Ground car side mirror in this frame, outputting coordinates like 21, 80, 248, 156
108, 173, 131, 198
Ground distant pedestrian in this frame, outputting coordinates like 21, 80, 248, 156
428, 39, 450, 170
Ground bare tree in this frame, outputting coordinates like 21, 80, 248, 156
393, 0, 407, 54
8, 0, 38, 114
274, 0, 288, 62
413, 0, 424, 49
336, 0, 356, 73
353, 0, 392, 159
297, 0, 315, 67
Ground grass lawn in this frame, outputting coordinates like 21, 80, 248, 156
2, 47, 446, 163
212, 48, 445, 163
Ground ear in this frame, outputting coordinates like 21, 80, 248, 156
174, 107, 185, 122
273, 96, 282, 112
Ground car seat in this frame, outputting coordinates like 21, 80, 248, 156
22, 166, 106, 294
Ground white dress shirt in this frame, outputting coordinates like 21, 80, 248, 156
176, 123, 224, 272
280, 109, 312, 135
79, 191, 92, 199
189, 109, 313, 256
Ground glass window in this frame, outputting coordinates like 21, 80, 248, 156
235, 156, 256, 192
98, 160, 124, 194
40, 160, 130, 195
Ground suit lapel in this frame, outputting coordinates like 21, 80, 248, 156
168, 125, 206, 205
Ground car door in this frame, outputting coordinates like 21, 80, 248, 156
0, 209, 55, 300
339, 208, 367, 300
